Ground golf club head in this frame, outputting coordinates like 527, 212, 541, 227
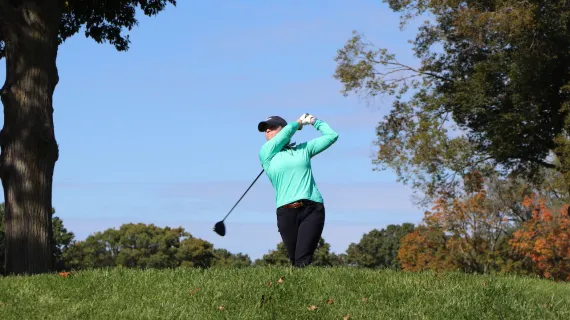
213, 221, 226, 236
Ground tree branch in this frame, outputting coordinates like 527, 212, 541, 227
374, 67, 411, 77
381, 74, 421, 84
437, 112, 449, 131
471, 155, 494, 167
534, 159, 557, 169
369, 58, 452, 83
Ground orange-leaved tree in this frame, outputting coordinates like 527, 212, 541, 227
398, 171, 513, 273
397, 225, 456, 272
509, 196, 570, 281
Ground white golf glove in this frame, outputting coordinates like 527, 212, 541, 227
300, 113, 315, 125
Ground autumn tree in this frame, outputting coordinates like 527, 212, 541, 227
346, 223, 415, 269
510, 197, 570, 281
334, 0, 570, 206
397, 225, 456, 272
398, 172, 516, 273
0, 0, 177, 275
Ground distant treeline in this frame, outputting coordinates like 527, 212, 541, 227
3, 190, 570, 282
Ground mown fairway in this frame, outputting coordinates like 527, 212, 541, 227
1, 266, 569, 319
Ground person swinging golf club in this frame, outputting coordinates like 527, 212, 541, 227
257, 113, 339, 268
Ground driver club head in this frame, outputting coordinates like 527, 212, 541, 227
213, 221, 226, 237
212, 169, 264, 238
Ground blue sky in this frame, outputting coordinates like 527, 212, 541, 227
0, 0, 428, 259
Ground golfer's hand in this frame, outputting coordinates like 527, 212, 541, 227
300, 113, 315, 125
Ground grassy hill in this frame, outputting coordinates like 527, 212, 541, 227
1, 266, 569, 319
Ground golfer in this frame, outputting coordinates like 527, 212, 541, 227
258, 113, 339, 267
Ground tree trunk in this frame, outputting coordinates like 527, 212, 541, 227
0, 1, 60, 275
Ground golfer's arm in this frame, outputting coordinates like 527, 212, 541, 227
259, 122, 299, 165
306, 120, 339, 157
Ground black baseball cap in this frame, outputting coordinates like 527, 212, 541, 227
258, 116, 287, 132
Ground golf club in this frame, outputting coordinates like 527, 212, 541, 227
213, 169, 265, 236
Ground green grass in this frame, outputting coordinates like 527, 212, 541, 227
1, 266, 570, 319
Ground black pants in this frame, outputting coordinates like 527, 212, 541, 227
276, 199, 325, 268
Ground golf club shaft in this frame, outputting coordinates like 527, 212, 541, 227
221, 169, 264, 221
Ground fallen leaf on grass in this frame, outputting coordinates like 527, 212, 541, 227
362, 297, 369, 302
218, 305, 226, 311
277, 276, 285, 284
189, 288, 201, 296
265, 280, 272, 287
58, 272, 72, 278
0, 302, 8, 307
326, 299, 334, 305
307, 305, 318, 311
343, 314, 351, 320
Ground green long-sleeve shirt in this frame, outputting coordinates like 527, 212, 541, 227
258, 119, 339, 208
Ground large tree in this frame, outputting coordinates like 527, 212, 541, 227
334, 0, 570, 205
212, 249, 252, 269
254, 237, 343, 267
0, 0, 176, 275
63, 223, 216, 270
346, 223, 415, 269
0, 203, 75, 273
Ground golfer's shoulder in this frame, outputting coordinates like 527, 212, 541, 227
259, 140, 272, 154
258, 144, 268, 161
259, 142, 282, 162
